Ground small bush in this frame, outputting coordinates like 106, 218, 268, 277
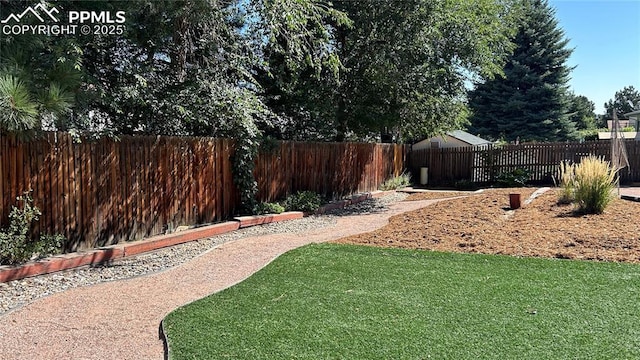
573, 156, 616, 214
379, 173, 411, 191
0, 192, 64, 265
255, 202, 285, 215
284, 191, 322, 213
496, 168, 530, 187
555, 161, 576, 204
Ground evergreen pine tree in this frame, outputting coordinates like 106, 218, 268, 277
469, 0, 578, 142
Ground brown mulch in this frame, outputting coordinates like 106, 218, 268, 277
405, 191, 474, 200
334, 188, 640, 263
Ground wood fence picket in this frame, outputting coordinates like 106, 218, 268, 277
409, 140, 640, 185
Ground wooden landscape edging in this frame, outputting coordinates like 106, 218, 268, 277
234, 212, 304, 228
0, 191, 392, 283
0, 220, 237, 283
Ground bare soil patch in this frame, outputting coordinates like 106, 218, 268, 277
335, 188, 640, 263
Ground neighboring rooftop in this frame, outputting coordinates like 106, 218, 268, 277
624, 110, 640, 118
598, 132, 640, 140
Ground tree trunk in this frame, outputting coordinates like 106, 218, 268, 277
334, 26, 348, 142
335, 96, 347, 142
172, 14, 189, 82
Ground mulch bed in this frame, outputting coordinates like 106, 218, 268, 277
334, 188, 640, 263
404, 191, 474, 200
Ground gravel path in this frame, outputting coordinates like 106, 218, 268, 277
0, 192, 407, 315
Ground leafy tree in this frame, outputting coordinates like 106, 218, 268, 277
260, 0, 521, 142
0, 0, 523, 209
2, 0, 519, 144
604, 85, 640, 119
1, 0, 343, 210
469, 0, 578, 142
72, 0, 254, 136
567, 93, 596, 130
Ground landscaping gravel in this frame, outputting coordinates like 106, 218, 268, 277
0, 192, 407, 315
330, 191, 408, 216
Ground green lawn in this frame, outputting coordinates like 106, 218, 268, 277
163, 244, 640, 359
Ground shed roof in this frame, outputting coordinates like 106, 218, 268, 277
446, 130, 492, 146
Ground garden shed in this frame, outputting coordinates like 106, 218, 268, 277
625, 109, 640, 128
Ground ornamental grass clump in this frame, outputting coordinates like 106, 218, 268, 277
556, 160, 576, 204
573, 156, 616, 214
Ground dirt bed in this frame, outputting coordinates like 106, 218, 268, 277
335, 188, 640, 263
404, 191, 474, 200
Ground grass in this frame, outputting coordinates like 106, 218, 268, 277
163, 244, 640, 359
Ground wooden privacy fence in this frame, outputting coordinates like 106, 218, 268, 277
255, 141, 407, 201
410, 140, 640, 185
1, 133, 238, 251
1, 133, 407, 250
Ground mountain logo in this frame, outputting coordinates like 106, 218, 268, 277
1, 3, 60, 24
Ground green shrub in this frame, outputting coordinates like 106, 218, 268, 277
379, 173, 411, 191
0, 192, 64, 265
496, 168, 530, 187
255, 202, 285, 215
555, 160, 576, 204
573, 156, 616, 214
284, 191, 322, 213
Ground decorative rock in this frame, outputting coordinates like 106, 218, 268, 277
524, 187, 551, 205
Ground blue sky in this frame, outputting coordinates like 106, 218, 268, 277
549, 0, 640, 115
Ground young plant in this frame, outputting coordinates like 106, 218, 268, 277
379, 173, 412, 191
283, 191, 323, 213
0, 192, 64, 265
573, 156, 616, 214
496, 168, 530, 187
255, 202, 285, 215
